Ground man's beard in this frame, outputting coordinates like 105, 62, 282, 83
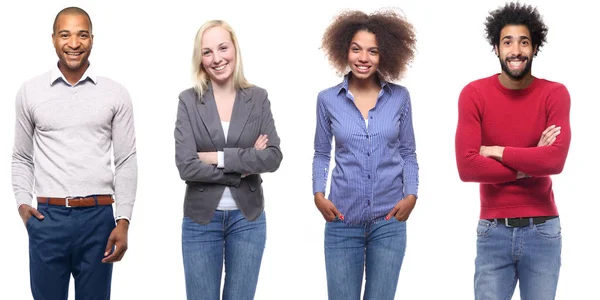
500, 55, 533, 80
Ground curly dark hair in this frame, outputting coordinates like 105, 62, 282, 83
484, 2, 548, 56
321, 9, 416, 81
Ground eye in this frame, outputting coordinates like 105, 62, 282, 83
503, 41, 511, 45
219, 46, 228, 51
60, 34, 68, 38
521, 40, 529, 45
80, 33, 89, 38
202, 50, 211, 56
369, 49, 378, 55
351, 47, 359, 53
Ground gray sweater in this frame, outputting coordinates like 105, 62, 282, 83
12, 66, 137, 219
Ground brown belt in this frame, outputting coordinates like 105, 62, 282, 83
37, 195, 114, 207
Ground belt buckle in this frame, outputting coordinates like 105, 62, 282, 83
64, 196, 74, 208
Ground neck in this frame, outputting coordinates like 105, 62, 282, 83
348, 73, 380, 92
498, 71, 534, 90
58, 61, 89, 85
211, 79, 235, 95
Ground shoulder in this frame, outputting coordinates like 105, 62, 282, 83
95, 76, 129, 93
385, 82, 409, 98
462, 76, 494, 94
242, 85, 268, 101
20, 71, 52, 91
317, 82, 344, 104
178, 87, 198, 102
536, 78, 568, 94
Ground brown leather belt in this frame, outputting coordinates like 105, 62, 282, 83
37, 195, 114, 207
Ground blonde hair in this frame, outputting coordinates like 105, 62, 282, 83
192, 20, 252, 100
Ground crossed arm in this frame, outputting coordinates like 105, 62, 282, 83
175, 94, 282, 185
455, 85, 571, 183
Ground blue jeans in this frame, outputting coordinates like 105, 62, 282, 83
475, 217, 562, 300
324, 217, 407, 300
27, 203, 115, 300
182, 210, 266, 300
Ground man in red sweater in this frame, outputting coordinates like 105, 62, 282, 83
455, 2, 570, 299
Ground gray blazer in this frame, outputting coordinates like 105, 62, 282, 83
175, 84, 282, 224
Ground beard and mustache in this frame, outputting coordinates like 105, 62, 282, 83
499, 55, 533, 80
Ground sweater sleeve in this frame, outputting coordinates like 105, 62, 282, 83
12, 84, 35, 209
455, 84, 518, 183
501, 85, 571, 176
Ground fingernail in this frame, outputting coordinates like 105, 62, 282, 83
340, 215, 344, 220
385, 216, 390, 220
104, 252, 108, 256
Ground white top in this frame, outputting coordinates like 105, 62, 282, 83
12, 64, 137, 221
216, 121, 238, 210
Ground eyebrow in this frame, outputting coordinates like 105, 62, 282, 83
501, 35, 531, 41
202, 42, 229, 51
57, 30, 90, 34
350, 42, 378, 50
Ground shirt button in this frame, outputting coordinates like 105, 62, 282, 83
367, 200, 371, 205
366, 135, 369, 138
367, 174, 371, 179
367, 152, 370, 156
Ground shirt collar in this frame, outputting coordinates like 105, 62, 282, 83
50, 62, 97, 86
337, 72, 391, 95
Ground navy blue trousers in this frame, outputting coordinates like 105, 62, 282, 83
26, 203, 115, 300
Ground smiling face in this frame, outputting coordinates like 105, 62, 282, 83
200, 26, 236, 86
347, 30, 379, 81
52, 13, 93, 75
495, 24, 536, 80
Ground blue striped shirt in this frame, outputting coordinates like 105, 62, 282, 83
312, 75, 419, 224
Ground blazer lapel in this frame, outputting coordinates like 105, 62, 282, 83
226, 89, 255, 147
195, 84, 226, 150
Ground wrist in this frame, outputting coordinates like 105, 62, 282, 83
116, 219, 130, 228
490, 146, 505, 161
314, 192, 325, 201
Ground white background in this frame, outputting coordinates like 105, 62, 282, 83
0, 0, 597, 299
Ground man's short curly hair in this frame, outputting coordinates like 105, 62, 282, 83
321, 9, 416, 82
484, 2, 548, 56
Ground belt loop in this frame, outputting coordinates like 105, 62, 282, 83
45, 197, 50, 209
529, 217, 534, 226
93, 195, 99, 207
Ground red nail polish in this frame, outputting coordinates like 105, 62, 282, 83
385, 216, 390, 220
340, 215, 344, 220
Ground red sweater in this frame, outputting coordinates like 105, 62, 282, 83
455, 74, 571, 219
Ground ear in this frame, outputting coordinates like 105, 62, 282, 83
494, 45, 499, 57
533, 45, 538, 56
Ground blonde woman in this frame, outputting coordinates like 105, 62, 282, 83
175, 20, 282, 300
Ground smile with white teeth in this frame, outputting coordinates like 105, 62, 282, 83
356, 65, 370, 71
213, 64, 227, 71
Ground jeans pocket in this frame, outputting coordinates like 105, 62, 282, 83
534, 218, 561, 238
476, 220, 492, 237
25, 215, 35, 231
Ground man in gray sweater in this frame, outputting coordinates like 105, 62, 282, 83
12, 7, 137, 299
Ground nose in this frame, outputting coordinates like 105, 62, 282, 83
508, 43, 522, 57
67, 36, 80, 49
358, 50, 369, 62
212, 52, 223, 65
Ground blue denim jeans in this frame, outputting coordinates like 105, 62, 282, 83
475, 217, 562, 300
27, 203, 115, 300
324, 217, 407, 300
182, 210, 266, 300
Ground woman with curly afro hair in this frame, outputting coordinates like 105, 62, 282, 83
311, 9, 419, 300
